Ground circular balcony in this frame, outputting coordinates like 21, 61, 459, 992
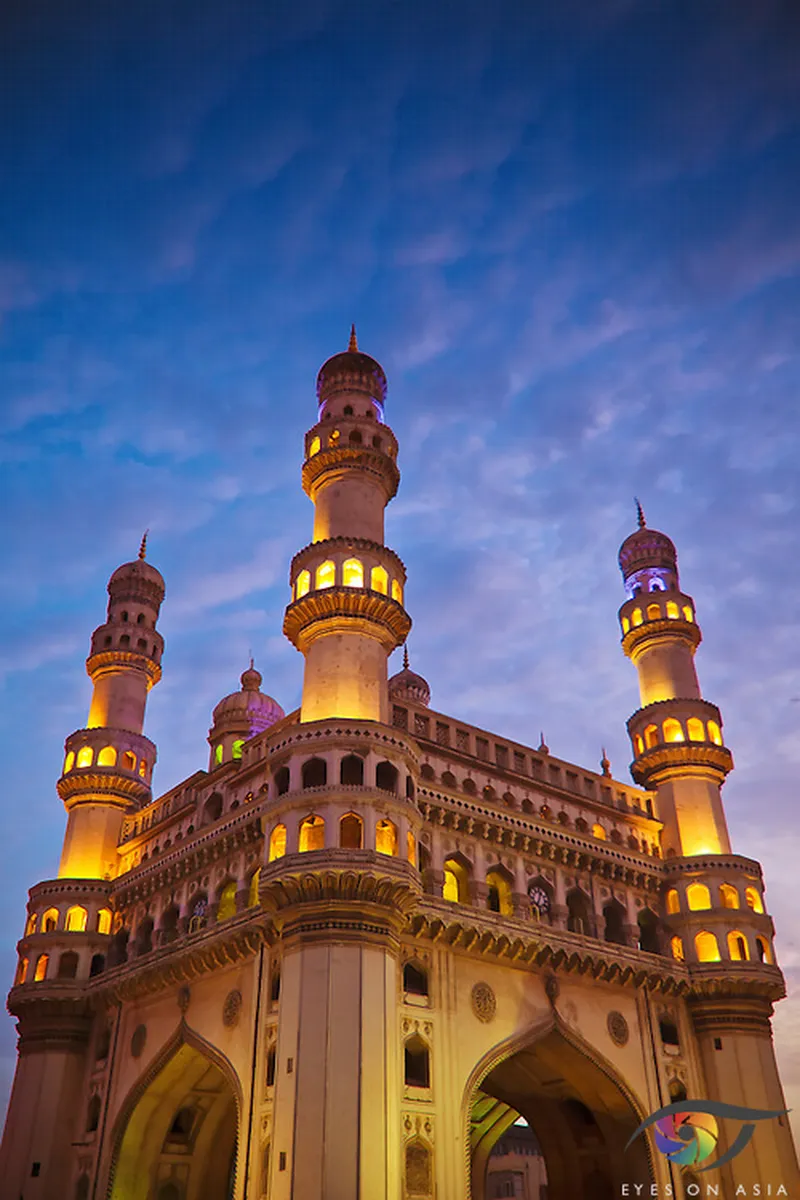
283, 586, 411, 651
57, 728, 155, 807
627, 699, 732, 787
619, 591, 701, 658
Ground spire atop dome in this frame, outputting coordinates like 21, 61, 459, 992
240, 659, 263, 692
601, 747, 611, 777
348, 324, 358, 352
538, 732, 549, 754
138, 529, 149, 560
403, 644, 410, 671
388, 646, 430, 707
635, 498, 646, 529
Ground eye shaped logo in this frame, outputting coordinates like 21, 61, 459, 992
627, 1101, 790, 1172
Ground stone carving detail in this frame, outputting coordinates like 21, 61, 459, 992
131, 1024, 147, 1058
223, 988, 242, 1028
178, 984, 191, 1013
544, 973, 560, 1005
607, 1010, 629, 1046
405, 1140, 432, 1194
471, 981, 496, 1023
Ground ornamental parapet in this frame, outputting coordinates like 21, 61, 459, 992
283, 588, 411, 650
630, 743, 733, 789
627, 698, 732, 786
58, 728, 156, 807
302, 442, 400, 503
290, 536, 407, 584
264, 717, 421, 769
85, 647, 162, 689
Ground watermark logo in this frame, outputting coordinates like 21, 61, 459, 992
626, 1101, 790, 1172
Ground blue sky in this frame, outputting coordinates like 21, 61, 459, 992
2, 0, 800, 1138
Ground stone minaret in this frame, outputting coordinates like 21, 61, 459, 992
58, 536, 165, 879
619, 506, 800, 1193
283, 325, 411, 722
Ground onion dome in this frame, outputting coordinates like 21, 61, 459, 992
388, 646, 430, 707
108, 532, 165, 604
618, 500, 677, 580
210, 661, 285, 737
316, 325, 387, 406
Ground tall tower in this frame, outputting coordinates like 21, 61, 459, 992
618, 507, 799, 1193
283, 325, 411, 722
262, 332, 422, 1200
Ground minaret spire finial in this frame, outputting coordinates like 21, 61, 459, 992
348, 324, 358, 352
403, 644, 410, 671
635, 498, 646, 529
138, 529, 149, 560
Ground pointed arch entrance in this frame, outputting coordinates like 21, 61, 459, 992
108, 1030, 241, 1200
468, 1019, 653, 1200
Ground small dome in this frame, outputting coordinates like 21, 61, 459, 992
316, 327, 387, 407
108, 533, 165, 600
618, 503, 676, 579
388, 647, 430, 707
211, 662, 285, 736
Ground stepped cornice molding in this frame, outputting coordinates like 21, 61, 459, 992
302, 444, 399, 502
283, 588, 411, 650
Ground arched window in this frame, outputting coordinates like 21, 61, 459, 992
65, 905, 87, 932
441, 770, 456, 788
574, 816, 587, 831
63, 750, 75, 773
727, 930, 749, 961
671, 935, 685, 961
686, 717, 705, 742
342, 557, 364, 587
217, 880, 237, 922
376, 760, 398, 793
57, 951, 79, 979
108, 928, 129, 966
316, 560, 335, 589
340, 754, 364, 785
404, 1036, 430, 1087
486, 869, 513, 916
695, 931, 721, 962
663, 718, 684, 743
275, 765, 290, 795
266, 1044, 277, 1087
644, 724, 659, 749
638, 907, 660, 954
756, 936, 772, 964
159, 906, 179, 945
443, 857, 470, 904
340, 812, 363, 849
592, 823, 606, 841
745, 886, 764, 913
232, 739, 245, 760
42, 907, 59, 932
666, 888, 680, 914
660, 1019, 680, 1049
302, 757, 327, 788
86, 1094, 101, 1133
405, 1140, 432, 1195
631, 607, 643, 626
348, 428, 363, 444
270, 963, 281, 1003
621, 616, 630, 634
120, 634, 130, 647
76, 746, 93, 768
33, 953, 49, 981
719, 884, 739, 910
123, 750, 137, 771
370, 565, 388, 594
666, 601, 680, 619
89, 953, 106, 977
214, 743, 224, 766
683, 605, 694, 622
203, 793, 223, 824
376, 819, 398, 856
647, 603, 661, 620
295, 569, 311, 599
527, 878, 552, 922
308, 435, 321, 457
25, 913, 37, 936
97, 745, 117, 766
269, 824, 287, 861
165, 1107, 196, 1146
249, 868, 261, 908
135, 917, 154, 955
407, 830, 416, 866
686, 883, 711, 911
403, 961, 429, 997
603, 900, 626, 945
298, 815, 325, 852
566, 888, 591, 935
391, 578, 403, 604
15, 957, 28, 985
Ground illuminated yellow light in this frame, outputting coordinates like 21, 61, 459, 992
342, 557, 364, 587
592, 823, 606, 841
329, 429, 340, 444
371, 565, 388, 594
295, 569, 311, 599
298, 814, 325, 852
666, 888, 680, 914
683, 605, 693, 622
33, 954, 49, 982
269, 824, 287, 861
486, 870, 513, 915
663, 718, 684, 743
96, 908, 112, 935
308, 435, 321, 457
631, 607, 643, 626
215, 743, 223, 765
375, 818, 398, 856
65, 905, 88, 932
391, 578, 403, 604
42, 907, 59, 932
407, 830, 416, 866
727, 930, 749, 961
647, 603, 661, 620
316, 560, 335, 589
666, 601, 680, 619
249, 867, 261, 907
15, 957, 28, 985
634, 734, 644, 755
757, 936, 772, 964
686, 717, 704, 742
63, 751, 75, 774
232, 739, 244, 760
671, 935, 685, 962
644, 724, 659, 749
707, 720, 723, 746
686, 882, 711, 911
139, 758, 147, 777
695, 931, 721, 962
442, 869, 459, 903
217, 880, 237, 921
122, 750, 137, 770
621, 616, 630, 633
719, 884, 739, 910
97, 745, 117, 767
76, 746, 93, 768
745, 886, 764, 914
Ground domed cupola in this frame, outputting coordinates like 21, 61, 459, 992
208, 661, 285, 769
316, 325, 388, 412
388, 646, 430, 707
618, 501, 679, 596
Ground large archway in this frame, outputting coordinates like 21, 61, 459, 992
109, 1035, 240, 1200
469, 1022, 652, 1200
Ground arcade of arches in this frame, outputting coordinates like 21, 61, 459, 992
470, 1028, 651, 1200
110, 1042, 238, 1200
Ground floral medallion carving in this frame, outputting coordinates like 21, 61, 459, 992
471, 981, 496, 1023
607, 1010, 629, 1047
131, 1024, 147, 1058
223, 989, 242, 1028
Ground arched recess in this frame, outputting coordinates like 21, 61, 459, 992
106, 1026, 243, 1200
465, 1015, 653, 1200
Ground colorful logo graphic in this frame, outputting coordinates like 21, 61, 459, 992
626, 1100, 790, 1172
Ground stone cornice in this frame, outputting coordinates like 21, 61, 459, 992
622, 616, 702, 659
265, 718, 421, 767
630, 743, 733, 788
302, 444, 399, 502
85, 649, 162, 688
283, 588, 411, 650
